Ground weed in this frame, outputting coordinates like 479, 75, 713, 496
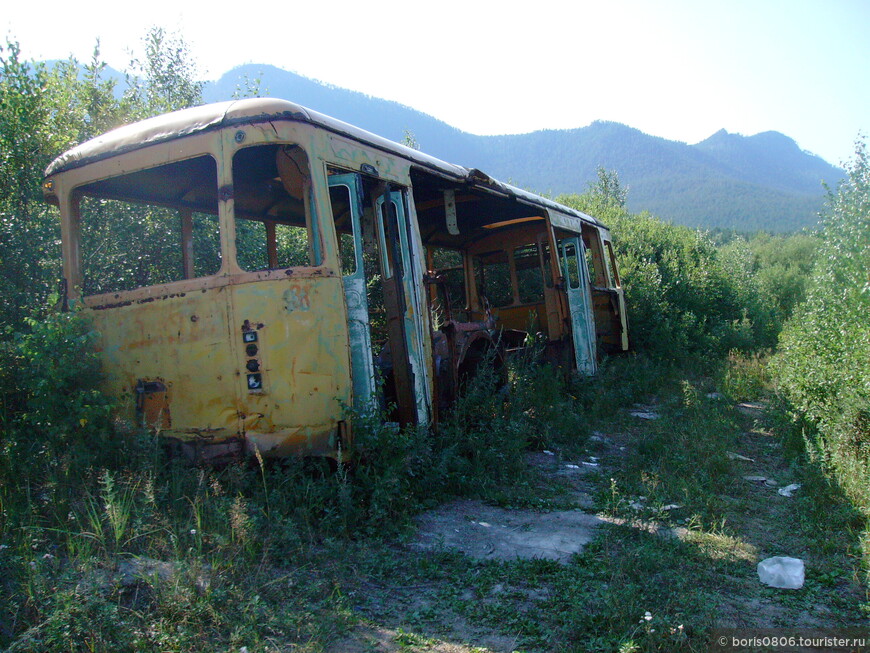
719, 350, 770, 402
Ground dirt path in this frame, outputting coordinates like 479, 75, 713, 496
325, 401, 867, 652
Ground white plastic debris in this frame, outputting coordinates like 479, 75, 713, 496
581, 461, 599, 468
630, 410, 660, 420
778, 483, 802, 497
564, 464, 580, 470
660, 504, 683, 511
727, 451, 755, 462
543, 450, 555, 456
757, 556, 805, 589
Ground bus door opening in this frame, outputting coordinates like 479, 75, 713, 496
328, 174, 377, 414
375, 186, 430, 426
328, 172, 428, 426
558, 236, 597, 374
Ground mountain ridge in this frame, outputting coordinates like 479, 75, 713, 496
209, 64, 845, 232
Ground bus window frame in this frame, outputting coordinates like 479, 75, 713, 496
59, 135, 332, 309
230, 141, 322, 274
67, 150, 226, 304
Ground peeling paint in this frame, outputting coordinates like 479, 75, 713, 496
282, 285, 311, 312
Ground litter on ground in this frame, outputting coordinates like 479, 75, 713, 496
778, 483, 802, 497
629, 410, 660, 420
757, 556, 805, 589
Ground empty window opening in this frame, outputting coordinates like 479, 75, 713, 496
562, 241, 582, 289
429, 247, 466, 315
514, 244, 544, 304
232, 144, 317, 272
327, 179, 365, 278
474, 250, 513, 308
77, 155, 220, 296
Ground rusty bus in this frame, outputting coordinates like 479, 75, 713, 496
43, 98, 628, 461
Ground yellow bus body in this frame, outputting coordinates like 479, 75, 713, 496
44, 98, 628, 461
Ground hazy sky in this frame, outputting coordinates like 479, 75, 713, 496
4, 0, 868, 166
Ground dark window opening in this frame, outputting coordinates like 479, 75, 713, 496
233, 144, 316, 271
474, 250, 513, 308
78, 155, 220, 296
514, 244, 544, 304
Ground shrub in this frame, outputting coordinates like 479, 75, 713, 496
559, 172, 779, 361
13, 311, 115, 460
771, 137, 870, 513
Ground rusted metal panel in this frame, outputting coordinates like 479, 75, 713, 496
91, 288, 241, 446
558, 236, 598, 375
548, 210, 587, 235
329, 173, 378, 414
136, 379, 170, 429
232, 276, 351, 452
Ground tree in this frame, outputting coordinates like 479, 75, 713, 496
123, 27, 203, 119
402, 129, 420, 151
772, 137, 870, 504
0, 28, 205, 334
557, 167, 628, 223
0, 42, 72, 329
232, 71, 265, 99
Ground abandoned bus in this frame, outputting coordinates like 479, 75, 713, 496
43, 98, 628, 461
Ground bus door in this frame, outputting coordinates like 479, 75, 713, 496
376, 187, 430, 426
328, 174, 377, 413
559, 236, 598, 374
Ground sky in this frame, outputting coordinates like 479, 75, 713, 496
3, 0, 868, 167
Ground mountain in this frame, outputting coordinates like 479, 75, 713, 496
204, 64, 481, 165
202, 64, 843, 233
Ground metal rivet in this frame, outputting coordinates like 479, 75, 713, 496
235, 130, 246, 143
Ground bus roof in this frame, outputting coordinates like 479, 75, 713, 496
45, 98, 605, 229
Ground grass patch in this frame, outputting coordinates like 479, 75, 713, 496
1, 346, 867, 651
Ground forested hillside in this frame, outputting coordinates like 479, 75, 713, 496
205, 64, 844, 232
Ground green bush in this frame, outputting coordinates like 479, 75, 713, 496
717, 232, 820, 349
0, 316, 123, 597
7, 312, 116, 468
771, 137, 870, 513
559, 171, 788, 361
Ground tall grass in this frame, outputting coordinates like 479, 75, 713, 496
0, 312, 580, 649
